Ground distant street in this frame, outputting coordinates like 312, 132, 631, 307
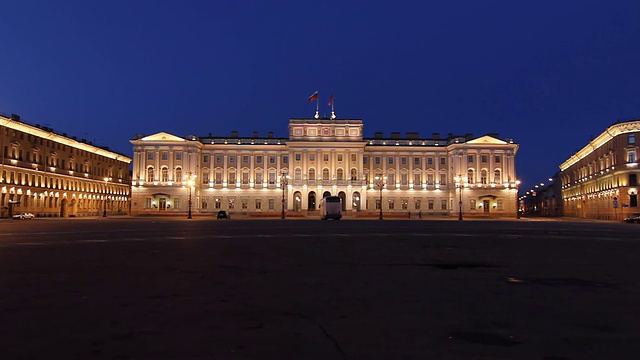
1, 218, 639, 359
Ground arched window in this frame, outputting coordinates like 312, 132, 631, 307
336, 168, 344, 180
481, 170, 487, 184
161, 167, 169, 182
146, 167, 155, 182
175, 167, 182, 182
350, 168, 358, 181
322, 168, 330, 180
308, 168, 316, 181
494, 169, 501, 183
295, 168, 302, 181
467, 169, 475, 184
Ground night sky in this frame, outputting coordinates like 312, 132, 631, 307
2, 0, 639, 190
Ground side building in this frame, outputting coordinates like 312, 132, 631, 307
130, 117, 520, 218
0, 114, 132, 218
559, 119, 639, 220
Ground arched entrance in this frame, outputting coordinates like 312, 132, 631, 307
338, 191, 346, 211
60, 198, 67, 217
352, 191, 361, 211
293, 191, 302, 211
308, 192, 316, 210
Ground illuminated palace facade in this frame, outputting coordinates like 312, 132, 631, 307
0, 114, 132, 218
560, 119, 639, 220
130, 117, 520, 217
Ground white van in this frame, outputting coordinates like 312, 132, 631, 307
320, 196, 342, 220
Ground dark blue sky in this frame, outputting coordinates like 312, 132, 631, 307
2, 0, 639, 190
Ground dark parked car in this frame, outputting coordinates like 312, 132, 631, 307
217, 210, 229, 219
623, 212, 640, 223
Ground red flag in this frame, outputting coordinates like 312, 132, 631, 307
328, 92, 334, 106
307, 91, 318, 102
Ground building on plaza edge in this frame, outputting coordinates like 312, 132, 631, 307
130, 117, 520, 218
559, 119, 639, 221
0, 113, 132, 218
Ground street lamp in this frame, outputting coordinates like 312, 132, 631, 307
515, 180, 521, 219
185, 172, 196, 219
454, 175, 464, 221
280, 171, 290, 219
103, 177, 109, 217
374, 175, 386, 220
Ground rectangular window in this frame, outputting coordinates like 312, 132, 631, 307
202, 172, 210, 184
174, 198, 181, 209
401, 199, 408, 210
440, 174, 446, 185
268, 199, 275, 210
375, 157, 380, 165
283, 155, 288, 164
629, 134, 636, 144
441, 200, 447, 210
428, 200, 434, 210
215, 198, 221, 209
495, 155, 501, 163
242, 199, 248, 209
388, 199, 394, 210
337, 154, 343, 162
147, 152, 154, 160
269, 156, 276, 164
161, 152, 168, 160
470, 199, 476, 210
309, 154, 315, 161
256, 155, 262, 164
203, 154, 209, 163
628, 151, 637, 163
497, 199, 504, 210
388, 157, 394, 165
481, 155, 488, 163
242, 172, 249, 184
256, 172, 263, 184
351, 154, 357, 162
228, 172, 236, 184
414, 199, 421, 210
242, 155, 249, 163
414, 157, 420, 165
363, 156, 368, 164
228, 198, 235, 209
255, 199, 261, 209
375, 199, 381, 210
216, 155, 223, 163
427, 174, 434, 185
215, 172, 222, 184
440, 157, 446, 165
427, 157, 433, 165
176, 152, 182, 160
468, 155, 474, 163
401, 173, 408, 185
229, 156, 236, 163
414, 173, 421, 185
401, 157, 407, 165
323, 154, 329, 162
145, 198, 152, 208
295, 153, 301, 161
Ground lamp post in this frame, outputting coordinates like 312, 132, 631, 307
374, 175, 386, 220
185, 172, 196, 219
103, 177, 109, 217
454, 175, 463, 221
281, 171, 289, 219
515, 180, 521, 219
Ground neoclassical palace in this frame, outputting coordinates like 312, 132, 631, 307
0, 113, 131, 217
560, 119, 639, 220
130, 117, 520, 217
